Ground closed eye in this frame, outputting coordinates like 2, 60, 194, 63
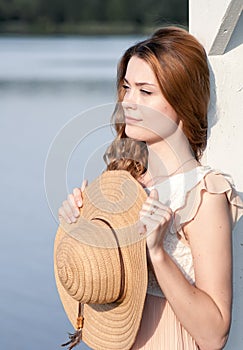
122, 84, 130, 90
141, 89, 152, 95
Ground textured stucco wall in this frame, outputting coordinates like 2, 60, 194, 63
189, 1, 243, 348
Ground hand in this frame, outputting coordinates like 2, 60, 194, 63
58, 179, 88, 224
139, 189, 172, 256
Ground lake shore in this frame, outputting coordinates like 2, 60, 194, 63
0, 20, 187, 36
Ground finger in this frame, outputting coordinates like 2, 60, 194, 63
145, 205, 172, 219
81, 179, 88, 192
157, 209, 172, 222
63, 200, 78, 223
58, 207, 72, 224
149, 188, 159, 201
67, 194, 80, 217
140, 207, 169, 220
139, 215, 159, 234
142, 201, 172, 215
140, 211, 170, 228
75, 179, 88, 207
73, 187, 83, 208
144, 197, 173, 214
136, 220, 147, 236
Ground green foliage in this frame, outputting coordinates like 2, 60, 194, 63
0, 0, 39, 21
0, 0, 188, 34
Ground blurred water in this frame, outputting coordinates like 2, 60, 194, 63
0, 35, 142, 350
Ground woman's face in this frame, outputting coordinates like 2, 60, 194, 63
122, 56, 179, 144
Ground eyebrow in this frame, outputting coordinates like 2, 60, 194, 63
123, 77, 156, 87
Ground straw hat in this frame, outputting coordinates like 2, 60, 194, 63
54, 170, 148, 350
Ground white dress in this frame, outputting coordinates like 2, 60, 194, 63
131, 166, 243, 350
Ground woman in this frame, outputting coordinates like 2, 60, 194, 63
58, 27, 243, 349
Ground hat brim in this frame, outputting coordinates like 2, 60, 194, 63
55, 228, 147, 349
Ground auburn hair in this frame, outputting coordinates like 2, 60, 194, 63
104, 26, 210, 179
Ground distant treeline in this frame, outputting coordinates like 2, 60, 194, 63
0, 0, 188, 35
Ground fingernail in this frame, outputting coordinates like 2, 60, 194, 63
67, 218, 72, 224
77, 201, 82, 207
74, 209, 80, 217
71, 216, 77, 223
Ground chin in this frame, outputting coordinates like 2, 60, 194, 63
125, 124, 150, 142
125, 124, 141, 140
126, 125, 162, 145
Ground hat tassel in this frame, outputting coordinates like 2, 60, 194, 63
61, 303, 84, 350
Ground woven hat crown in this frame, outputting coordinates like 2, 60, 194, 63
56, 221, 124, 304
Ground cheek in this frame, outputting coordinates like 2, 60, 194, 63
140, 106, 179, 139
156, 102, 179, 125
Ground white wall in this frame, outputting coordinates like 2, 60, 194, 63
189, 1, 243, 348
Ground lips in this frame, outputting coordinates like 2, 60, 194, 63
125, 115, 142, 123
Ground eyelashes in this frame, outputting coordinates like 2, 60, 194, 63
141, 90, 152, 95
122, 84, 129, 90
122, 84, 152, 95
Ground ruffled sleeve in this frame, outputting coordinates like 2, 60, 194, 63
171, 170, 243, 240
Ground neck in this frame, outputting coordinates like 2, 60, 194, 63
143, 127, 199, 186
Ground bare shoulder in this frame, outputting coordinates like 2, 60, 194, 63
183, 190, 232, 308
184, 189, 232, 240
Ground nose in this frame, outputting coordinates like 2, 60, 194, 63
122, 100, 137, 110
122, 90, 138, 110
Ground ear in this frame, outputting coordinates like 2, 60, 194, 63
178, 119, 183, 129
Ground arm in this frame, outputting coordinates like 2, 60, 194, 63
143, 190, 232, 350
